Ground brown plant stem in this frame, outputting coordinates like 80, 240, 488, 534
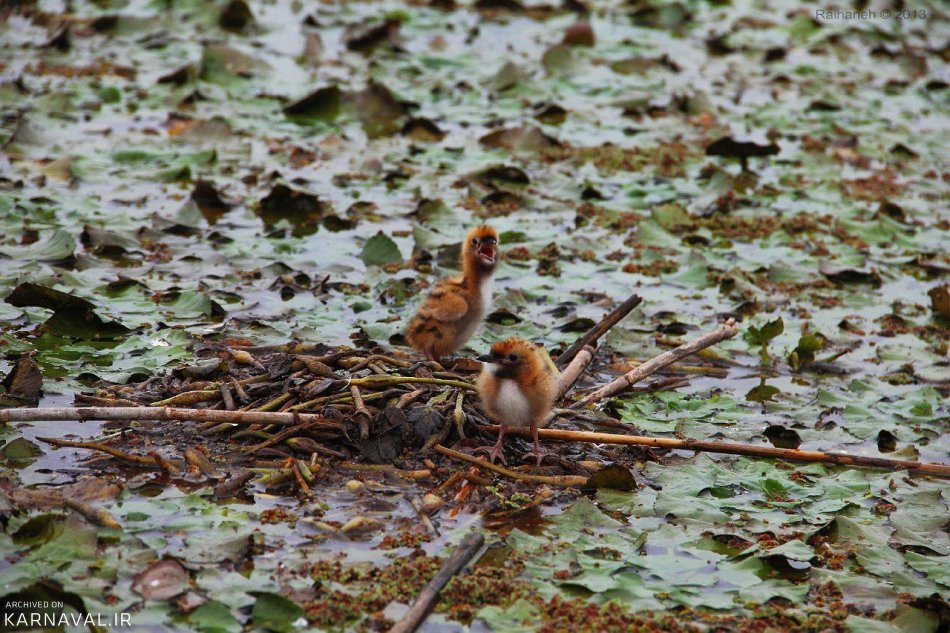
388, 532, 485, 633
37, 436, 159, 466
0, 406, 344, 429
434, 445, 587, 486
338, 462, 432, 480
555, 344, 596, 400
555, 293, 642, 370
572, 319, 739, 408
9, 488, 122, 530
351, 385, 371, 440
483, 426, 950, 477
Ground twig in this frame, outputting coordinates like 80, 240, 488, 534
0, 407, 344, 429
410, 496, 440, 537
396, 389, 425, 409
434, 471, 464, 494
9, 488, 122, 530
620, 360, 729, 377
256, 392, 293, 412
244, 422, 314, 454
484, 426, 950, 478
338, 462, 431, 480
351, 376, 476, 391
37, 437, 159, 466
213, 471, 254, 498
220, 383, 235, 410
388, 532, 485, 633
292, 461, 312, 496
555, 293, 642, 369
184, 447, 224, 479
555, 345, 596, 400
572, 319, 739, 408
487, 486, 554, 518
434, 445, 587, 486
232, 379, 250, 403
452, 391, 466, 439
346, 354, 412, 371
150, 375, 270, 407
351, 385, 371, 440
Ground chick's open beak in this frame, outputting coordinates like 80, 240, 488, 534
477, 354, 494, 363
478, 242, 497, 263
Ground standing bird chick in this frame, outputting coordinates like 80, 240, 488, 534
406, 225, 498, 364
476, 338, 556, 466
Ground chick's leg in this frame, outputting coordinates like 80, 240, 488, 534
475, 425, 508, 465
531, 419, 542, 466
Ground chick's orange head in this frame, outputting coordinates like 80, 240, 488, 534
487, 337, 537, 365
464, 225, 498, 267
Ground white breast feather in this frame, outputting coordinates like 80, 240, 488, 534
496, 379, 532, 428
478, 276, 493, 317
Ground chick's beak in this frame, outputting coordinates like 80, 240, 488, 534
477, 242, 497, 263
477, 354, 495, 363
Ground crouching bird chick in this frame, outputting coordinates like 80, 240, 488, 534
476, 338, 556, 466
406, 225, 498, 364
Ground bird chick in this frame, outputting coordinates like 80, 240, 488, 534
476, 338, 556, 466
406, 225, 498, 364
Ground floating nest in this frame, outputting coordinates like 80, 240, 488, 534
46, 340, 688, 497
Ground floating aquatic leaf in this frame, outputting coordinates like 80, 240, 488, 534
360, 232, 402, 267
251, 593, 305, 633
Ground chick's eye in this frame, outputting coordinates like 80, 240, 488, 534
471, 238, 478, 246
508, 354, 519, 362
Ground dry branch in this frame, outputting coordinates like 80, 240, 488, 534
555, 345, 596, 400
484, 426, 950, 477
38, 436, 160, 466
9, 488, 122, 529
0, 406, 344, 429
434, 445, 587, 486
388, 532, 485, 633
555, 293, 642, 369
338, 462, 432, 480
572, 319, 739, 408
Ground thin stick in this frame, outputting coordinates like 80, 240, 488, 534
621, 360, 729, 377
244, 422, 314, 454
555, 293, 642, 369
38, 437, 159, 466
396, 389, 425, 409
434, 445, 587, 486
9, 488, 122, 530
452, 391, 466, 439
150, 375, 270, 407
388, 532, 485, 633
256, 392, 293, 412
338, 462, 432, 480
351, 385, 371, 440
0, 407, 344, 429
572, 319, 739, 408
292, 461, 312, 496
555, 345, 596, 400
352, 376, 477, 391
484, 426, 950, 478
220, 383, 235, 410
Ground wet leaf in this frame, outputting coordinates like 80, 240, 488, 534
251, 592, 305, 633
360, 232, 402, 267
927, 285, 949, 319
258, 184, 326, 229
1, 438, 42, 468
1, 356, 42, 400
583, 464, 635, 491
132, 559, 192, 601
